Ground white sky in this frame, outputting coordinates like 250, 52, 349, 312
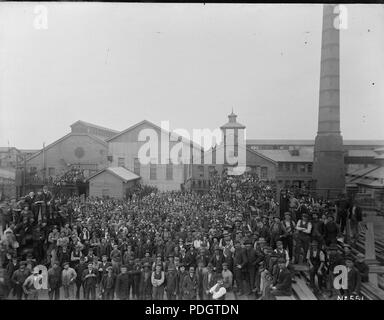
0, 3, 383, 149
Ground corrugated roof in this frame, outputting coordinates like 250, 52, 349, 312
88, 167, 141, 183
346, 165, 378, 176
257, 148, 314, 162
347, 150, 377, 157
246, 139, 384, 146
107, 167, 141, 182
363, 167, 384, 179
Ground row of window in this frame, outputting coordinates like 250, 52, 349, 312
277, 162, 312, 173
118, 157, 174, 181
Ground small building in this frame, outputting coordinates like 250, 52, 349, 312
88, 167, 141, 199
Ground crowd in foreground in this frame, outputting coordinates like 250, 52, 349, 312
0, 170, 368, 300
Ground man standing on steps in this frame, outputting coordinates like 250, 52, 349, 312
348, 201, 362, 245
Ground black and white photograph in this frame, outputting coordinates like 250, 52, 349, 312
0, 1, 384, 307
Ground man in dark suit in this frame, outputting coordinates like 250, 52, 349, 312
348, 202, 362, 244
82, 263, 98, 300
232, 241, 247, 296
270, 258, 292, 299
244, 240, 259, 295
344, 256, 361, 296
202, 263, 217, 300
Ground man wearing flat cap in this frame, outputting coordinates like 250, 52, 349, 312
269, 258, 292, 299
11, 261, 29, 300
344, 256, 361, 296
100, 266, 115, 300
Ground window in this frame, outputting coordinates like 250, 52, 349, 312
166, 163, 173, 180
284, 163, 290, 172
261, 167, 268, 179
118, 157, 125, 167
198, 165, 204, 178
278, 163, 284, 172
299, 164, 306, 173
292, 163, 298, 173
150, 163, 157, 180
30, 167, 37, 173
134, 158, 140, 176
48, 167, 55, 176
307, 164, 313, 173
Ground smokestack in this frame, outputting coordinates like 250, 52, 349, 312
312, 4, 345, 198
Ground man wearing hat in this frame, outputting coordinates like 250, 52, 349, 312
324, 214, 339, 247
324, 244, 343, 298
140, 262, 153, 300
232, 241, 247, 296
344, 256, 361, 296
354, 253, 369, 283
100, 266, 116, 300
181, 266, 198, 300
47, 260, 62, 300
165, 263, 178, 300
115, 265, 130, 300
11, 261, 29, 300
269, 258, 292, 299
244, 239, 259, 295
62, 261, 77, 300
294, 213, 312, 264
210, 248, 225, 274
75, 256, 87, 299
23, 267, 43, 300
222, 262, 233, 292
82, 263, 98, 300
203, 263, 217, 300
306, 241, 325, 293
152, 262, 165, 300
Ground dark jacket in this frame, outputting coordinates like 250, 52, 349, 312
182, 274, 198, 299
347, 267, 361, 294
115, 272, 130, 299
100, 273, 116, 292
273, 268, 292, 295
354, 261, 369, 283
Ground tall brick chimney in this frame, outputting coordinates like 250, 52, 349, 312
312, 4, 345, 198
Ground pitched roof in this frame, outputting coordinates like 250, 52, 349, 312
88, 167, 141, 182
256, 149, 314, 162
26, 133, 108, 162
106, 119, 202, 151
70, 120, 119, 134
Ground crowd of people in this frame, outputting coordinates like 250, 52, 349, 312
51, 167, 87, 186
0, 170, 368, 300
